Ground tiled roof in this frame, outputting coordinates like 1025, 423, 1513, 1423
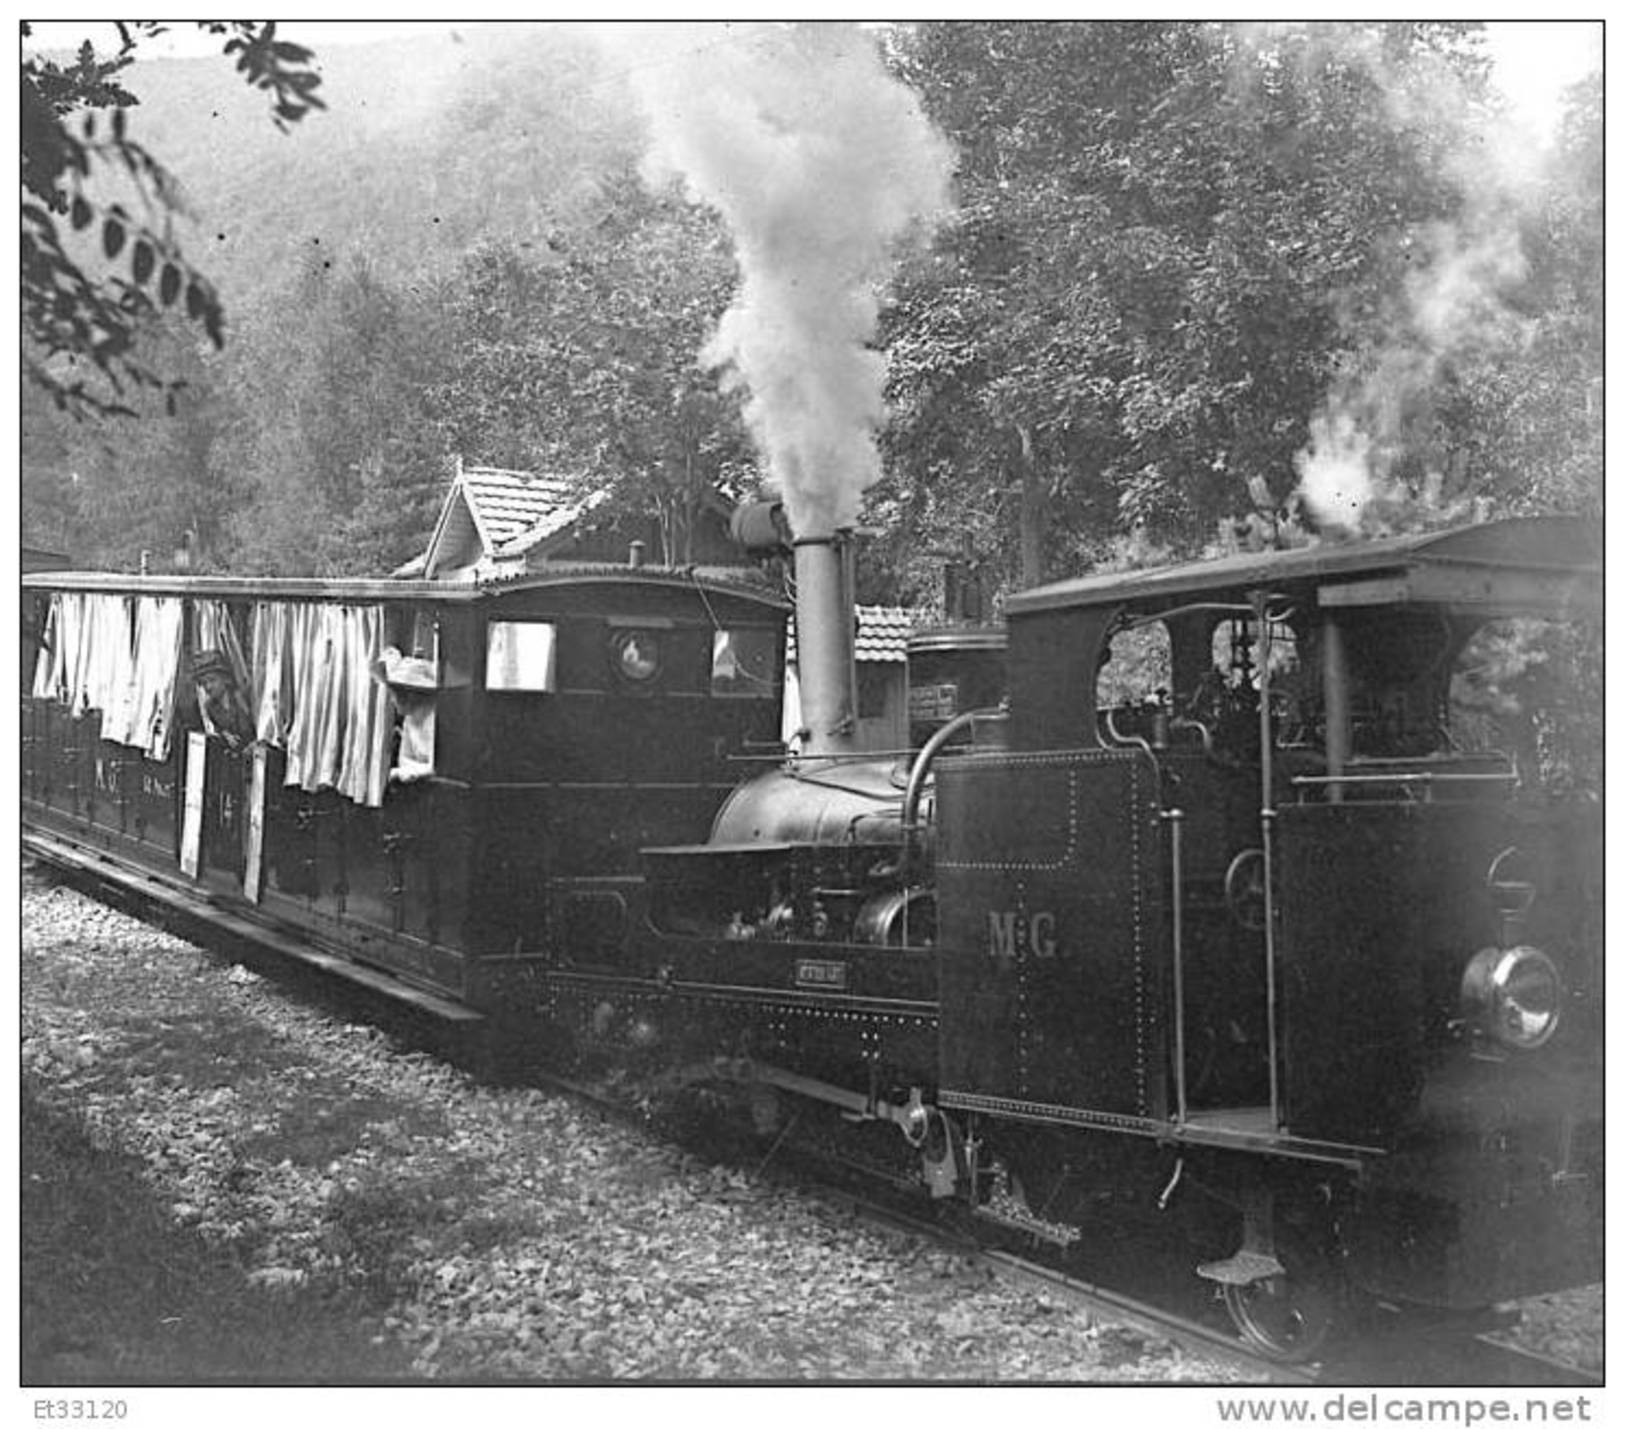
854, 604, 914, 661
787, 604, 916, 664
459, 466, 607, 556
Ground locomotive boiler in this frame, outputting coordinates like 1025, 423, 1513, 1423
21, 512, 1602, 1361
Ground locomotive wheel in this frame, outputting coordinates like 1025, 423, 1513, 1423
1220, 1236, 1336, 1363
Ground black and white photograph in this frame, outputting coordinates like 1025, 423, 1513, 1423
17, 15, 1603, 1410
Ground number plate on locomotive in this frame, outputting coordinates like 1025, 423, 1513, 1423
795, 958, 848, 991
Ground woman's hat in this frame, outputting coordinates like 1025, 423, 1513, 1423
192, 649, 234, 682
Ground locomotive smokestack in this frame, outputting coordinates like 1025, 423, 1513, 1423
793, 533, 859, 758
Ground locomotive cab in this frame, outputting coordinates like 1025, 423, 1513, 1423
933, 516, 1600, 1348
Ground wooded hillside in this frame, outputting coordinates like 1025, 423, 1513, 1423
21, 22, 1601, 603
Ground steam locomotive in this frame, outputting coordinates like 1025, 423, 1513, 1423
21, 511, 1602, 1360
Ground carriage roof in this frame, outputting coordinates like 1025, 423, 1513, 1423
20, 562, 789, 611
1005, 516, 1601, 620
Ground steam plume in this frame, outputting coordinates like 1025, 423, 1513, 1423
617, 23, 955, 537
1236, 25, 1562, 538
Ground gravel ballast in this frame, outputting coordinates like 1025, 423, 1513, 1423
20, 871, 1601, 1382
21, 874, 1245, 1383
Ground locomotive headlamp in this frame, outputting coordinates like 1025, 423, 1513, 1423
1460, 945, 1563, 1050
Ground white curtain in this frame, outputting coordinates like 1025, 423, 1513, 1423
194, 600, 253, 689
250, 600, 294, 745
30, 591, 399, 807
33, 590, 90, 709
32, 592, 67, 701
130, 597, 185, 759
114, 598, 182, 760
250, 600, 396, 807
31, 592, 183, 759
82, 595, 133, 727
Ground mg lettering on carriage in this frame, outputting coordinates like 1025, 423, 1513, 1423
987, 909, 1059, 965
93, 756, 121, 799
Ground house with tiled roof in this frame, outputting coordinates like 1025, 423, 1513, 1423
397, 459, 751, 580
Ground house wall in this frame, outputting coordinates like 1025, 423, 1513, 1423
782, 659, 909, 753
857, 662, 909, 751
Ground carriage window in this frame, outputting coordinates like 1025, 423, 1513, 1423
610, 628, 663, 685
408, 608, 439, 663
486, 621, 557, 692
711, 628, 778, 697
385, 605, 442, 683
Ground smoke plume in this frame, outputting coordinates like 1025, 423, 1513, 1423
1294, 221, 1529, 537
1240, 25, 1564, 538
616, 23, 955, 537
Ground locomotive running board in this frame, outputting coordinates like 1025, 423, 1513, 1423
938, 1089, 1380, 1169
23, 826, 484, 1024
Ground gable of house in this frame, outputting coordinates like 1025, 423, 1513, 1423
403, 460, 748, 579
409, 461, 606, 579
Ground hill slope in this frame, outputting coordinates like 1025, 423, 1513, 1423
107, 25, 648, 311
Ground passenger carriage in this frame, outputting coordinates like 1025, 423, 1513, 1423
21, 565, 788, 1025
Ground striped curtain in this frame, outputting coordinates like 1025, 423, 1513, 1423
250, 600, 395, 807
31, 592, 183, 759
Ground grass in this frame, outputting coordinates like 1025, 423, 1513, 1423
20, 1076, 417, 1386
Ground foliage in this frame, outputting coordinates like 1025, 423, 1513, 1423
877, 21, 1597, 603
20, 21, 324, 418
17, 23, 1600, 604
1451, 617, 1602, 798
427, 174, 754, 563
220, 255, 455, 576
21, 317, 241, 570
1428, 72, 1603, 525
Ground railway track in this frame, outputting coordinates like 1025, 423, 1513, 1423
508, 1060, 1605, 1389
26, 852, 1603, 1387
514, 1075, 1315, 1383
760, 1166, 1601, 1389
817, 1177, 1603, 1387
526, 1073, 1604, 1388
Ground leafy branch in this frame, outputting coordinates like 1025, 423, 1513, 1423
20, 21, 325, 418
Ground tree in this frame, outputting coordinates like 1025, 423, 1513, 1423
220, 254, 454, 576
24, 315, 241, 570
20, 21, 323, 417
876, 21, 1506, 600
1428, 70, 1602, 523
428, 172, 754, 563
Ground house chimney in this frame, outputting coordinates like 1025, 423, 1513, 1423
793, 533, 859, 758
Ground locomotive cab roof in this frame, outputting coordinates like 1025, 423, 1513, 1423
999, 515, 1599, 758
1006, 516, 1600, 622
